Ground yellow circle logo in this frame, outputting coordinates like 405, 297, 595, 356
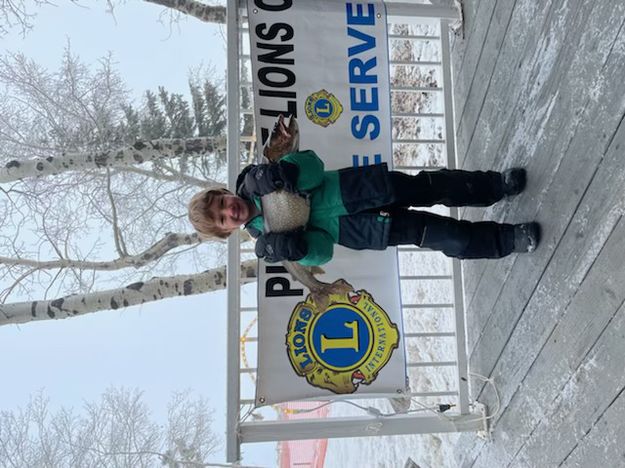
285, 288, 400, 394
304, 89, 343, 127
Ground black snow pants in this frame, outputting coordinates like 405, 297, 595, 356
386, 169, 515, 259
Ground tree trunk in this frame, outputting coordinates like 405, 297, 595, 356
0, 137, 225, 183
144, 0, 226, 23
0, 259, 257, 326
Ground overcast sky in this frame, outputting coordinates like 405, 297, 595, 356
0, 2, 275, 465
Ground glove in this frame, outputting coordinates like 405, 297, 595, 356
255, 231, 308, 263
243, 160, 299, 197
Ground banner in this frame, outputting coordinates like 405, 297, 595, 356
248, 0, 406, 406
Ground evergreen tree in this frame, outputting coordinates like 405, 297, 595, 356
189, 77, 227, 164
158, 86, 195, 138
0, 49, 232, 309
141, 90, 169, 139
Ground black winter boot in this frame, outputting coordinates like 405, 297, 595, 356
502, 168, 527, 197
513, 222, 541, 253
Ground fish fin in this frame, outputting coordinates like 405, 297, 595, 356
311, 293, 330, 313
311, 280, 353, 312
330, 279, 353, 295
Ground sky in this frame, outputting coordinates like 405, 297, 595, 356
0, 2, 275, 466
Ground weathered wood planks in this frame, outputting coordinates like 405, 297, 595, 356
448, 0, 625, 465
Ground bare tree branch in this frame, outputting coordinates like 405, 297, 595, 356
0, 259, 257, 326
0, 232, 205, 271
0, 0, 56, 37
0, 388, 254, 467
116, 165, 218, 188
143, 0, 226, 24
105, 168, 128, 257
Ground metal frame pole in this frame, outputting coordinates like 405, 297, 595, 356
226, 0, 242, 462
240, 412, 485, 443
226, 0, 483, 456
385, 2, 461, 21
439, 18, 471, 415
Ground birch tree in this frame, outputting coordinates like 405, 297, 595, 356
0, 259, 257, 327
0, 1, 226, 37
0, 44, 258, 326
0, 137, 224, 183
0, 388, 259, 467
142, 0, 226, 25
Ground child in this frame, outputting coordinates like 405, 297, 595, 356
188, 117, 540, 267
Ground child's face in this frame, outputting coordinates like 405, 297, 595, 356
207, 194, 254, 231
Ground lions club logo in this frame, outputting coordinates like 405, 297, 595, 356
285, 288, 400, 394
304, 89, 343, 127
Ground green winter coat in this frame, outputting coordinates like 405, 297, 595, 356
237, 150, 395, 266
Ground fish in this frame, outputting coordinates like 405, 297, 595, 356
281, 261, 353, 313
261, 114, 352, 311
260, 189, 310, 233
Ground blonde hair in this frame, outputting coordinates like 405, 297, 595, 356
188, 187, 234, 239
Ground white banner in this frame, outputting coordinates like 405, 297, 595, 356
248, 0, 406, 406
